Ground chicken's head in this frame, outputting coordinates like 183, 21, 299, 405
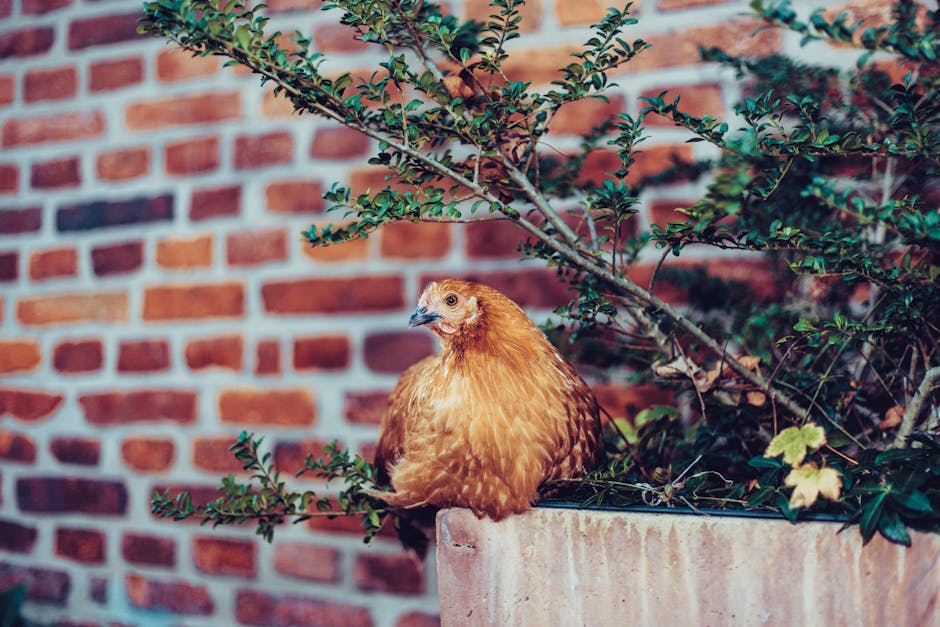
409, 280, 481, 338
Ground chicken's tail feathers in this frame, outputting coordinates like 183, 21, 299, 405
392, 505, 438, 561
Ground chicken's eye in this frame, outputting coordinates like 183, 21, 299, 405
444, 294, 459, 307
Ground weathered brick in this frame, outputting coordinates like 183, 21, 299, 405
226, 228, 287, 266
0, 27, 54, 58
156, 47, 219, 82
310, 125, 370, 159
255, 339, 281, 375
96, 146, 149, 181
68, 13, 142, 50
218, 389, 316, 427
79, 390, 197, 426
89, 57, 143, 92
55, 528, 105, 564
0, 563, 70, 605
395, 612, 441, 627
121, 437, 175, 472
92, 241, 144, 276
354, 552, 424, 595
464, 219, 522, 259
364, 332, 435, 374
0, 340, 41, 374
579, 144, 696, 187
156, 234, 213, 270
125, 92, 241, 130
380, 222, 452, 259
0, 164, 18, 193
57, 194, 173, 231
22, 0, 71, 14
313, 22, 369, 53
642, 84, 725, 126
125, 573, 214, 615
24, 66, 77, 103
16, 477, 127, 514
0, 389, 63, 421
465, 0, 542, 31
660, 0, 732, 9
420, 268, 571, 309
344, 391, 389, 425
90, 576, 108, 604
262, 84, 295, 118
190, 185, 240, 221
143, 283, 244, 320
185, 336, 242, 370
292, 335, 351, 371
50, 437, 100, 466
0, 519, 37, 553
29, 247, 78, 281
0, 207, 41, 234
273, 543, 340, 583
53, 339, 103, 373
549, 95, 625, 136
122, 533, 176, 567
264, 180, 325, 214
262, 275, 405, 314
631, 21, 781, 72
191, 436, 249, 474
192, 536, 256, 577
0, 251, 17, 282
3, 111, 105, 147
272, 438, 334, 473
117, 339, 170, 373
234, 131, 293, 169
235, 589, 372, 627
0, 431, 37, 463
165, 135, 220, 176
0, 74, 12, 105
18, 292, 127, 326
302, 233, 370, 263
30, 157, 80, 189
150, 483, 222, 521
264, 0, 322, 13
306, 497, 397, 538
553, 0, 610, 26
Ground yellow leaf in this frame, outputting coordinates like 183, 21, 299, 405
879, 404, 904, 430
764, 423, 827, 466
784, 463, 842, 509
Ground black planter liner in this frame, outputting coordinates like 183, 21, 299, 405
536, 500, 849, 523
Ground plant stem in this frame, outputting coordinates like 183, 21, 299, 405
894, 366, 940, 447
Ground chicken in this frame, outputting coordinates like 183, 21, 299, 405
374, 279, 603, 529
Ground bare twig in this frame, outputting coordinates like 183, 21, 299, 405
894, 366, 940, 447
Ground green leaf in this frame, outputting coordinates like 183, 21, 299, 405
765, 424, 826, 466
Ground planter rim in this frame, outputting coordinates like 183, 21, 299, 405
536, 499, 849, 523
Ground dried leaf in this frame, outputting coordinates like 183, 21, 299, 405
442, 73, 475, 101
879, 404, 904, 430
745, 391, 767, 406
784, 463, 842, 509
765, 423, 826, 466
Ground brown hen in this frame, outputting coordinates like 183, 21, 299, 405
374, 279, 603, 531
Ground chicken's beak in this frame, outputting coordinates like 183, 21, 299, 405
409, 305, 441, 327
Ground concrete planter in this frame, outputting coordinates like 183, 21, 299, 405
436, 506, 940, 626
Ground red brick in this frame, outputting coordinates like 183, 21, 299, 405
660, 0, 732, 9
553, 0, 610, 25
311, 125, 370, 159
218, 389, 316, 427
150, 483, 223, 521
265, 0, 322, 12
191, 185, 240, 221
272, 438, 334, 473
235, 589, 372, 627
122, 533, 176, 567
0, 430, 37, 463
302, 233, 370, 263
353, 552, 424, 595
165, 135, 220, 176
0, 389, 63, 422
549, 95, 625, 136
465, 0, 541, 30
234, 131, 293, 169
191, 436, 249, 474
24, 66, 77, 103
0, 207, 41, 234
55, 528, 105, 564
292, 335, 351, 371
125, 573, 214, 615
156, 47, 219, 82
68, 13, 142, 50
53, 339, 103, 373
313, 22, 369, 53
79, 390, 197, 426
464, 219, 522, 259
642, 84, 725, 126
0, 27, 54, 58
125, 92, 241, 130
265, 180, 325, 214
29, 247, 78, 281
0, 251, 17, 282
262, 84, 295, 118
255, 339, 281, 375
192, 536, 256, 577
632, 21, 781, 72
89, 57, 143, 92
648, 198, 696, 226
90, 576, 108, 604
262, 275, 405, 314
156, 235, 213, 270
50, 437, 100, 466
22, 0, 71, 14
0, 340, 40, 374
0, 163, 18, 193
344, 391, 389, 425
18, 292, 127, 326
579, 144, 696, 187
420, 268, 572, 309
185, 336, 242, 370
117, 339, 170, 373
0, 564, 70, 605
91, 241, 143, 276
364, 332, 435, 374
16, 477, 127, 514
380, 222, 452, 259
97, 146, 149, 181
0, 74, 13, 105
396, 612, 441, 627
30, 156, 80, 189
226, 228, 287, 266
57, 194, 173, 231
143, 283, 244, 320
121, 437, 175, 472
273, 543, 340, 583
0, 519, 37, 553
3, 111, 105, 147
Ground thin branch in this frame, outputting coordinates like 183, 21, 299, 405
894, 366, 940, 447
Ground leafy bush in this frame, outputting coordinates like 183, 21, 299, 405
141, 0, 939, 546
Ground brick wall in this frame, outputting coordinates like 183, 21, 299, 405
0, 0, 889, 625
